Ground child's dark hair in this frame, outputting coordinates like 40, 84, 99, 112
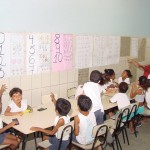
104, 69, 115, 76
139, 76, 147, 90
125, 70, 132, 78
55, 98, 71, 116
119, 82, 128, 93
9, 87, 22, 97
90, 70, 101, 83
77, 95, 92, 111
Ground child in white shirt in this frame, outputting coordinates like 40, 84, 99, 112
110, 82, 130, 110
118, 70, 132, 85
4, 87, 29, 116
31, 95, 71, 150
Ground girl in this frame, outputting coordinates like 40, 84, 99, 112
118, 70, 132, 84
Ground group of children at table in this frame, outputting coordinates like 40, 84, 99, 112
0, 59, 150, 150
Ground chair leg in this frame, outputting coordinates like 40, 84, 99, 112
115, 136, 119, 150
122, 130, 125, 144
124, 128, 129, 145
115, 135, 122, 150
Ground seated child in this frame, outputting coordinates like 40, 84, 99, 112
73, 95, 97, 145
118, 70, 132, 84
30, 94, 71, 150
4, 87, 31, 116
110, 82, 130, 110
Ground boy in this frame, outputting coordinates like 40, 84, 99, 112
83, 70, 105, 124
4, 87, 29, 116
110, 82, 130, 110
30, 95, 71, 150
73, 95, 96, 145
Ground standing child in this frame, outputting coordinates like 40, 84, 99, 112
73, 95, 97, 145
30, 94, 71, 150
118, 70, 132, 84
4, 87, 31, 116
83, 70, 105, 124
110, 82, 130, 110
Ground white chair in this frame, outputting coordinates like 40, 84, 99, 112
41, 94, 57, 104
72, 123, 112, 150
37, 121, 74, 150
67, 87, 77, 99
0, 144, 11, 150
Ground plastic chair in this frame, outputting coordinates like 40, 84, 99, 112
37, 121, 74, 150
72, 124, 113, 150
0, 144, 11, 150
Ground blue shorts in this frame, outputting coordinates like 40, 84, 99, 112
94, 109, 104, 125
49, 135, 69, 150
136, 106, 144, 115
0, 133, 7, 144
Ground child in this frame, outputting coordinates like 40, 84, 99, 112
73, 95, 97, 145
0, 85, 20, 150
130, 76, 147, 115
110, 82, 130, 110
118, 70, 132, 85
83, 70, 105, 124
104, 69, 118, 89
128, 59, 150, 78
30, 95, 71, 150
4, 87, 30, 116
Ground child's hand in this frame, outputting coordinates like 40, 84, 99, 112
50, 92, 55, 100
30, 127, 40, 131
17, 112, 23, 116
0, 84, 7, 94
8, 121, 17, 127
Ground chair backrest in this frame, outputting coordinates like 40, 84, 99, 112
42, 94, 57, 104
91, 124, 108, 149
67, 87, 77, 99
129, 102, 139, 119
121, 105, 131, 122
57, 121, 74, 150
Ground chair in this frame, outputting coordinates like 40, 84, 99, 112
67, 87, 77, 99
37, 121, 74, 150
0, 144, 11, 150
41, 94, 57, 104
72, 123, 113, 150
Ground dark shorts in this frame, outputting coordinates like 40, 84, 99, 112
0, 133, 7, 144
94, 109, 104, 125
72, 133, 80, 144
49, 135, 69, 150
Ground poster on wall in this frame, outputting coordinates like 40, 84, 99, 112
51, 33, 73, 71
93, 36, 120, 66
0, 32, 25, 78
130, 38, 138, 58
75, 35, 93, 69
26, 33, 51, 74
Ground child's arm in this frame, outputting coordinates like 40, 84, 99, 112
4, 106, 23, 116
0, 84, 7, 102
50, 92, 57, 105
74, 115, 80, 136
128, 59, 145, 70
0, 121, 16, 134
30, 118, 64, 135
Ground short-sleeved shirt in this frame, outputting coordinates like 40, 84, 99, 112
8, 99, 27, 112
146, 88, 150, 109
144, 65, 150, 78
118, 77, 130, 84
110, 93, 130, 110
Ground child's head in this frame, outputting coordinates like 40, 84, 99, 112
139, 76, 147, 90
77, 95, 92, 112
104, 69, 115, 80
55, 98, 71, 116
9, 87, 22, 104
118, 82, 128, 93
122, 70, 132, 78
90, 70, 101, 83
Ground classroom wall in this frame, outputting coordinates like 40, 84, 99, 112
1, 0, 150, 113
1, 0, 150, 36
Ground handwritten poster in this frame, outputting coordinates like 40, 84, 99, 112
130, 38, 138, 58
93, 36, 120, 66
75, 35, 93, 69
51, 34, 73, 71
0, 32, 25, 78
26, 33, 51, 74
